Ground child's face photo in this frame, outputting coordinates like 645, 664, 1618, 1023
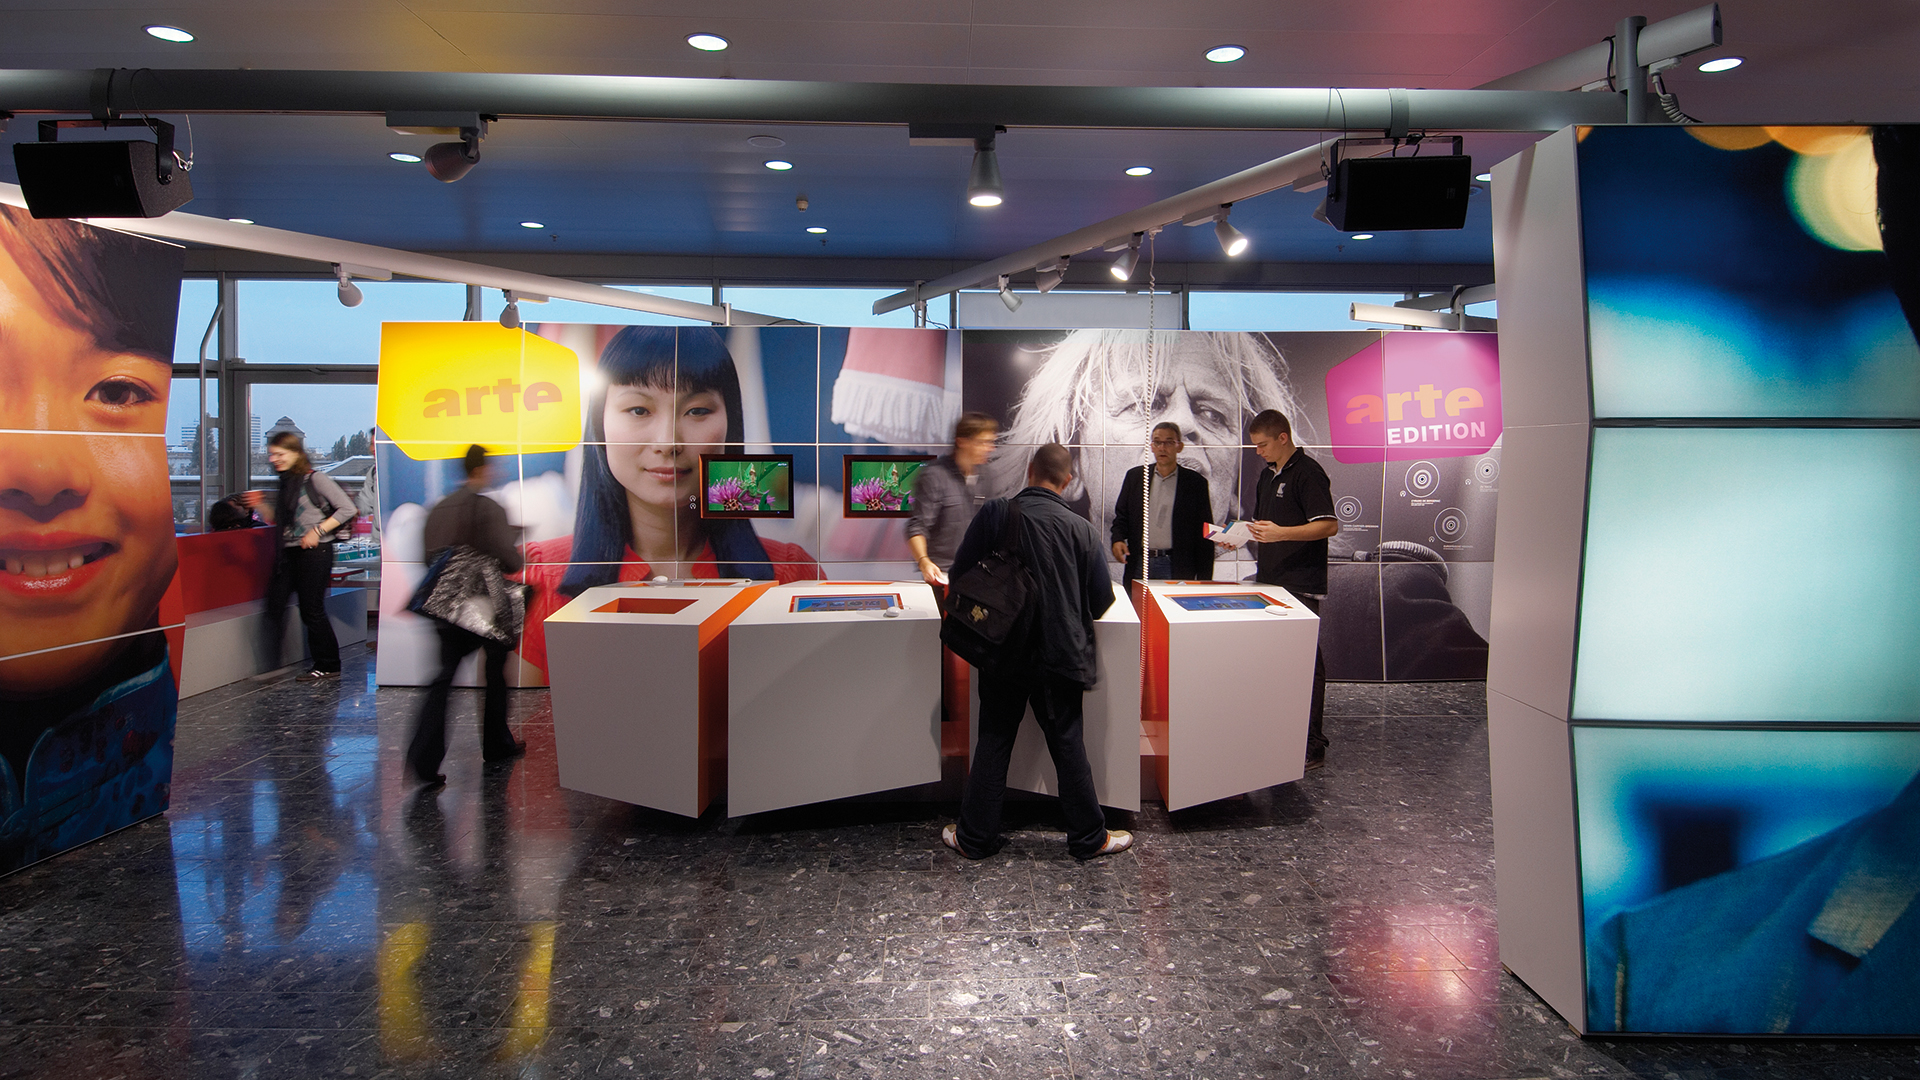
0, 240, 178, 696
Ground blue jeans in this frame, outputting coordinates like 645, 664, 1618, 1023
958, 666, 1106, 859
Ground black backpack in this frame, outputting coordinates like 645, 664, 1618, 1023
940, 498, 1037, 670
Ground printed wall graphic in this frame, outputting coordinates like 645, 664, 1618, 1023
0, 203, 186, 874
962, 329, 1499, 681
376, 324, 1499, 686
375, 322, 585, 460
1575, 726, 1920, 1035
375, 325, 959, 687
1563, 125, 1920, 1035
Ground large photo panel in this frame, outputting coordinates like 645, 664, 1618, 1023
1575, 724, 1920, 1034
1580, 125, 1920, 419
0, 204, 186, 874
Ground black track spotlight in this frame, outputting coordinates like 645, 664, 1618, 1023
997, 275, 1021, 312
424, 126, 485, 183
499, 290, 521, 329
1035, 256, 1069, 294
968, 135, 1004, 207
1110, 234, 1144, 281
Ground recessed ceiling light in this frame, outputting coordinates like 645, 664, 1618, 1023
145, 25, 194, 43
1351, 233, 1374, 240
687, 33, 729, 52
390, 152, 424, 163
1125, 166, 1153, 177
806, 227, 828, 234
519, 221, 546, 229
747, 135, 786, 148
763, 160, 794, 171
1205, 45, 1246, 64
1474, 172, 1492, 182
226, 217, 254, 225
1698, 56, 1743, 73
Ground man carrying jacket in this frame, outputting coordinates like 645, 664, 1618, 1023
942, 444, 1132, 861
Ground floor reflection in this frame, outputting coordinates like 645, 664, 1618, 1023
2, 648, 1915, 1078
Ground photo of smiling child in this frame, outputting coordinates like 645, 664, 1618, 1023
0, 204, 187, 874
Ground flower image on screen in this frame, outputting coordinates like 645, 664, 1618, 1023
842, 455, 932, 517
700, 454, 794, 518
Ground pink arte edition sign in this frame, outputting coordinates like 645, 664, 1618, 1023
1323, 332, 1502, 464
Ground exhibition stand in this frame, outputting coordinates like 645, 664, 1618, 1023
1139, 581, 1318, 811
974, 582, 1143, 812
726, 582, 943, 816
545, 581, 768, 817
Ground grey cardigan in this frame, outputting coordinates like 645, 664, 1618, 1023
281, 470, 358, 547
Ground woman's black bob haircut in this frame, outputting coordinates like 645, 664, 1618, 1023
559, 326, 774, 596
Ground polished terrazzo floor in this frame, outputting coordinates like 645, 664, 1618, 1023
4, 643, 1917, 1079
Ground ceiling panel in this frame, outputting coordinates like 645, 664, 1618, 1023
0, 0, 1913, 287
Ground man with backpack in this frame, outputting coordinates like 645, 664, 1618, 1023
941, 443, 1132, 860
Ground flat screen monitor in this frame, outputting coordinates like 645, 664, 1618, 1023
699, 454, 795, 519
790, 593, 899, 613
1169, 592, 1275, 612
843, 455, 934, 517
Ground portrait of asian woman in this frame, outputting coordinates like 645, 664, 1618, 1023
517, 326, 820, 676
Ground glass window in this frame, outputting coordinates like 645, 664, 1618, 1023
244, 383, 378, 489
722, 287, 919, 328
168, 376, 219, 530
481, 284, 713, 327
238, 280, 465, 364
173, 278, 219, 365
1189, 290, 1408, 332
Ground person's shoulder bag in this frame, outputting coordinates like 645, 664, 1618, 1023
406, 492, 530, 644
303, 475, 354, 543
940, 497, 1036, 670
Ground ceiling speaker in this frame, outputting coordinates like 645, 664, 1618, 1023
13, 137, 194, 219
1326, 155, 1471, 232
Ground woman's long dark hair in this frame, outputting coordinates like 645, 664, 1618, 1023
559, 326, 775, 597
269, 431, 314, 528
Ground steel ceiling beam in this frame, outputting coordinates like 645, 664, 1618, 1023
0, 182, 781, 325
0, 68, 1627, 132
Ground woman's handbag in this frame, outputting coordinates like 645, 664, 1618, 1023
407, 545, 529, 644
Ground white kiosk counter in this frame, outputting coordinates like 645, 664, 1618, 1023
975, 581, 1144, 811
545, 581, 767, 817
1139, 581, 1318, 810
726, 582, 943, 816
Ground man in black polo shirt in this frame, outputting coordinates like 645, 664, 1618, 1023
1245, 409, 1339, 770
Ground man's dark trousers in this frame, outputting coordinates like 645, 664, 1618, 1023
407, 623, 515, 777
1295, 595, 1328, 757
958, 664, 1107, 859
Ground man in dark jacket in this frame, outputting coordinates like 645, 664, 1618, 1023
942, 444, 1132, 861
406, 445, 527, 787
1111, 421, 1215, 589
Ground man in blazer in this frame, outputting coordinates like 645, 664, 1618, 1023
1111, 422, 1214, 589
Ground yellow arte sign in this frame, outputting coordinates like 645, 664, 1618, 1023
377, 323, 583, 461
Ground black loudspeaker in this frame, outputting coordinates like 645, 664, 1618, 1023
13, 138, 195, 219
1326, 155, 1472, 232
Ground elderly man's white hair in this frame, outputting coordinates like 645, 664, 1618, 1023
981, 329, 1309, 500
